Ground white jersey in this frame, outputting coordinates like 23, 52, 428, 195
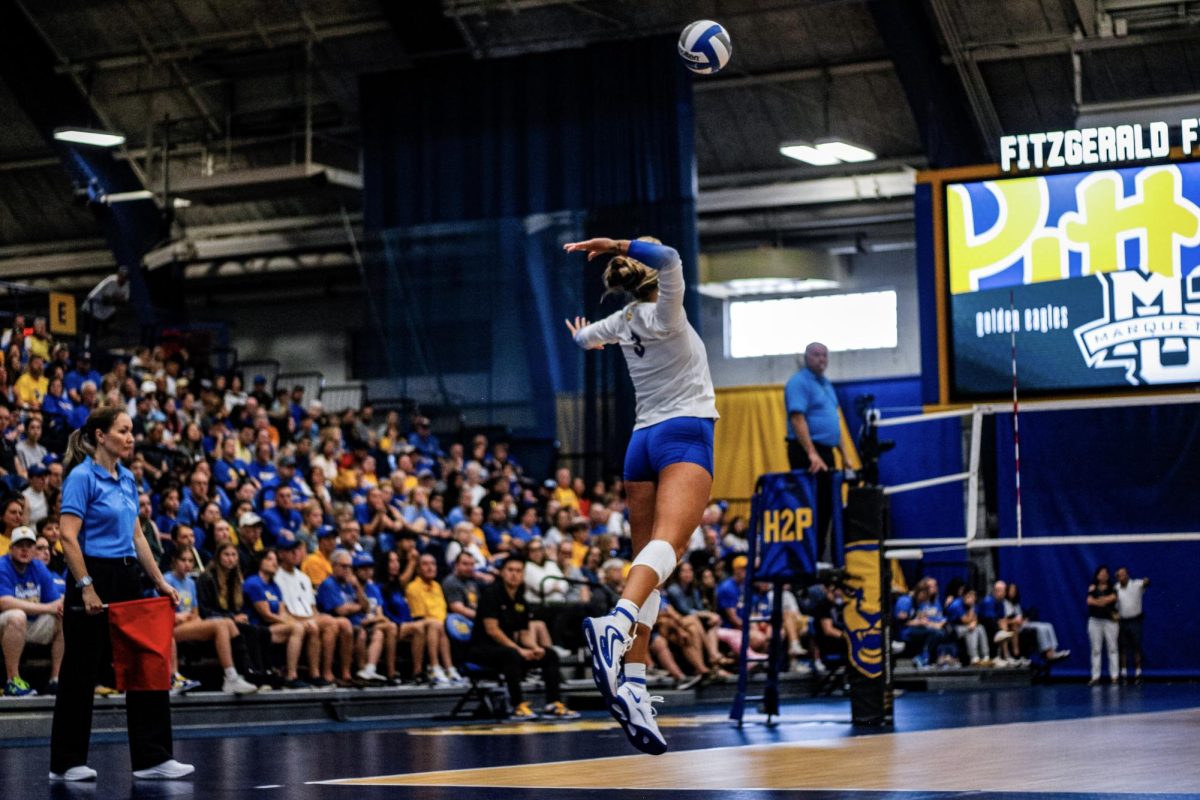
574, 242, 718, 430
275, 566, 316, 618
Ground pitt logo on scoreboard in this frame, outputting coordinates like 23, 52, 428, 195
761, 506, 812, 543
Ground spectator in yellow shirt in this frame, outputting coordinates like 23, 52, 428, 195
25, 317, 53, 361
404, 553, 461, 685
302, 526, 338, 588
551, 467, 580, 512
13, 356, 48, 409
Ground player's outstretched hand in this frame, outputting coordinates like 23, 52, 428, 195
565, 317, 603, 350
563, 238, 625, 261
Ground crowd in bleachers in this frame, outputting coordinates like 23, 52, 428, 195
892, 575, 1069, 670
0, 322, 821, 699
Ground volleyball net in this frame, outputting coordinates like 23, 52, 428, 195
874, 391, 1200, 553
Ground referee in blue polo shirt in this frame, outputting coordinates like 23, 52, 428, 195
784, 342, 842, 558
49, 407, 194, 783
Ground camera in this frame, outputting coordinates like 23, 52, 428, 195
854, 394, 894, 487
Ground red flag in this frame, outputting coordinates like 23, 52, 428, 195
108, 596, 174, 692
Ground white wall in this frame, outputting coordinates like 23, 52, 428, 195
699, 247, 921, 388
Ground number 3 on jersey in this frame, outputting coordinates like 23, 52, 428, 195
631, 332, 646, 358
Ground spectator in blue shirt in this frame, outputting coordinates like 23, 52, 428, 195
0, 526, 64, 695
246, 442, 277, 487
213, 436, 250, 495
156, 486, 181, 536
510, 506, 541, 547
481, 502, 513, 553
42, 376, 75, 431
68, 382, 97, 431
784, 342, 842, 558
407, 416, 443, 461
260, 456, 309, 507
261, 486, 303, 546
894, 578, 950, 668
63, 352, 102, 404
352, 553, 399, 684
945, 588, 988, 666
242, 549, 307, 688
978, 580, 1017, 662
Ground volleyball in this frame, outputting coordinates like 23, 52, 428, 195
678, 20, 732, 75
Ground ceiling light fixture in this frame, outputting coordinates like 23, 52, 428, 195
53, 127, 126, 148
779, 139, 876, 166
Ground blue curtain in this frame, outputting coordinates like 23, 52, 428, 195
992, 404, 1200, 675
361, 36, 698, 472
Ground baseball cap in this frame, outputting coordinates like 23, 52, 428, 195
277, 538, 302, 551
238, 511, 263, 528
278, 455, 297, 467
27, 463, 47, 477
732, 555, 749, 570
77, 351, 92, 361
140, 379, 157, 394
543, 479, 556, 490
417, 468, 434, 478
254, 375, 267, 385
316, 524, 337, 539
10, 526, 36, 546
352, 553, 375, 569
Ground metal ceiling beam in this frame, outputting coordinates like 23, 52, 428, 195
964, 24, 1200, 62
51, 17, 390, 74
1069, 0, 1099, 35
927, 0, 1004, 146
865, 0, 988, 166
693, 59, 894, 92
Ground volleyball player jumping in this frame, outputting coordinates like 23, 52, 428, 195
564, 236, 718, 754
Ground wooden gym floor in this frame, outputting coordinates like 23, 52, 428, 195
11, 682, 1200, 799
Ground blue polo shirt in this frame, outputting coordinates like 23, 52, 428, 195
261, 506, 303, 545
316, 576, 361, 626
945, 597, 969, 625
65, 368, 103, 397
61, 456, 138, 558
243, 574, 282, 625
784, 367, 841, 447
978, 594, 1005, 621
247, 460, 278, 486
383, 585, 413, 625
0, 556, 58, 620
716, 577, 742, 627
213, 457, 249, 489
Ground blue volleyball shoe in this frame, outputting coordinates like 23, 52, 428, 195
582, 606, 636, 704
613, 676, 668, 755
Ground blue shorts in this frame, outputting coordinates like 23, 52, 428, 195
623, 416, 715, 482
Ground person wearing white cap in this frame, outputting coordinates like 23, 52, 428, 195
0, 525, 64, 697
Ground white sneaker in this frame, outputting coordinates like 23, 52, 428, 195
132, 759, 195, 780
356, 666, 386, 683
430, 666, 452, 687
222, 675, 259, 695
583, 609, 635, 703
445, 666, 465, 685
613, 678, 668, 755
993, 657, 1011, 667
49, 765, 97, 782
551, 645, 572, 659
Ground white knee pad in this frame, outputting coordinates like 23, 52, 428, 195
637, 590, 661, 628
633, 539, 678, 586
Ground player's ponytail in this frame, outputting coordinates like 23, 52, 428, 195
602, 236, 661, 302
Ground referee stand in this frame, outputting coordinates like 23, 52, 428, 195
729, 470, 841, 726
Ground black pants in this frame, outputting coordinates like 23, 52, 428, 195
50, 557, 174, 773
787, 441, 837, 561
1118, 616, 1144, 675
469, 643, 561, 706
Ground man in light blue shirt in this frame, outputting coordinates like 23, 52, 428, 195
784, 342, 842, 557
